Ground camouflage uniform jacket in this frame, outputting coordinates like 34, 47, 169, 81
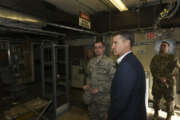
86, 55, 116, 103
150, 54, 180, 88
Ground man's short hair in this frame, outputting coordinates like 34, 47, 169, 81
93, 40, 105, 47
161, 40, 170, 46
112, 32, 135, 47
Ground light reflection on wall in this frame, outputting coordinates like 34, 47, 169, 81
147, 107, 180, 120
0, 7, 43, 24
154, 40, 176, 55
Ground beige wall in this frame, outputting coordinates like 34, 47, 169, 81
132, 44, 154, 99
104, 28, 180, 100
176, 44, 180, 92
133, 28, 180, 100
68, 28, 180, 99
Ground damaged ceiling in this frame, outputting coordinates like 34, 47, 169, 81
44, 0, 164, 15
0, 0, 179, 34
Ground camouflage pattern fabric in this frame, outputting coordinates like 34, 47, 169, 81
83, 55, 116, 120
150, 54, 180, 116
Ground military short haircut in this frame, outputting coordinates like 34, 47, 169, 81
112, 32, 135, 47
161, 41, 170, 46
93, 40, 105, 47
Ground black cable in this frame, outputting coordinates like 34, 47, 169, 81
153, 0, 180, 29
165, 0, 180, 19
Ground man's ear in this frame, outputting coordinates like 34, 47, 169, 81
125, 40, 130, 46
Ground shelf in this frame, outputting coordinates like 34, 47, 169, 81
43, 85, 66, 98
58, 81, 66, 86
44, 80, 66, 86
41, 44, 69, 117
43, 61, 66, 65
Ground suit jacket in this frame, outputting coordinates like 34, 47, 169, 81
109, 53, 147, 120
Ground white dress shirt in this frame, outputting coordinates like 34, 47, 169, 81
117, 51, 132, 64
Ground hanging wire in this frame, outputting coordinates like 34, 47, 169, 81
154, 0, 180, 30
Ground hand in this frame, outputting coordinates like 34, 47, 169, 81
91, 88, 99, 94
160, 77, 167, 83
83, 85, 89, 90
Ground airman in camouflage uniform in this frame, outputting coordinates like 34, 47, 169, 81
150, 41, 180, 120
83, 41, 116, 120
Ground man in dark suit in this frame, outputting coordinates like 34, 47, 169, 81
109, 32, 147, 120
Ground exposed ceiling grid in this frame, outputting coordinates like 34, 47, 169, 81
45, 0, 170, 15
45, 0, 111, 15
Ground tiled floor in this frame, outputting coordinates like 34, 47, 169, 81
147, 107, 180, 120
58, 106, 88, 120
1, 87, 179, 120
57, 89, 180, 120
58, 106, 180, 120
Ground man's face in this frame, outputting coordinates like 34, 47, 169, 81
94, 42, 105, 56
111, 35, 127, 56
160, 42, 169, 54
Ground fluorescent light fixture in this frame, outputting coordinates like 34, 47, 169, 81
0, 7, 41, 23
110, 0, 128, 12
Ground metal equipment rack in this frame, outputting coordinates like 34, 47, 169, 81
41, 42, 70, 120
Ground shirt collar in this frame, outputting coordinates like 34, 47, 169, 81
96, 55, 105, 63
117, 51, 132, 64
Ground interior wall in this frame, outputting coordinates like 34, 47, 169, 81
176, 43, 180, 93
67, 30, 180, 104
133, 28, 180, 101
103, 28, 180, 102
132, 44, 154, 100
66, 37, 96, 88
66, 37, 96, 46
174, 28, 180, 93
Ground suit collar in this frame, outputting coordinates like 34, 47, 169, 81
117, 51, 132, 64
